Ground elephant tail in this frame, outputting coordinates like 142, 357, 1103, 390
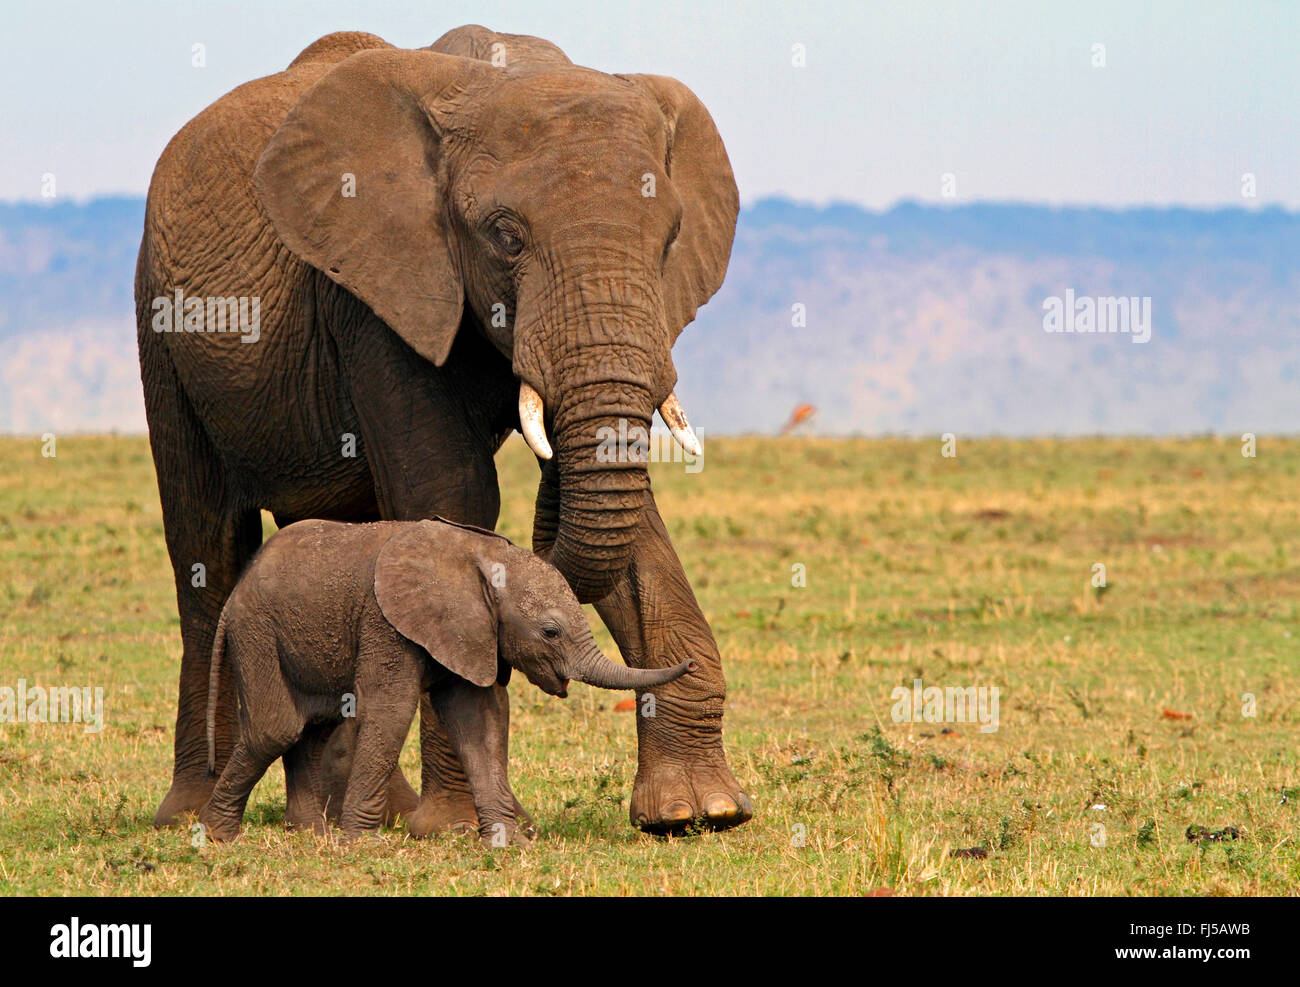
206, 606, 230, 780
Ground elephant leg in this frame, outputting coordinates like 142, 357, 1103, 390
383, 761, 421, 825
139, 334, 263, 827
285, 720, 418, 828
155, 502, 261, 828
405, 695, 478, 837
406, 686, 536, 839
198, 640, 304, 840
338, 684, 420, 839
429, 680, 530, 848
338, 317, 525, 837
283, 727, 333, 834
592, 491, 752, 833
199, 738, 275, 842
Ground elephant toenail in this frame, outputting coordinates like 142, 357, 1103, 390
662, 800, 694, 824
704, 794, 739, 819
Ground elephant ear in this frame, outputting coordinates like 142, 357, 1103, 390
426, 24, 572, 68
619, 74, 739, 340
254, 49, 493, 367
373, 520, 498, 688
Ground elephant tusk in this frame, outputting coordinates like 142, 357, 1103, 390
658, 391, 702, 458
518, 381, 553, 460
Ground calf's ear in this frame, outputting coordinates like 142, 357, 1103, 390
373, 520, 498, 688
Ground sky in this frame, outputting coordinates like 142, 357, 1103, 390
1, 0, 1297, 209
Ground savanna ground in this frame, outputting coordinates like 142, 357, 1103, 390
0, 434, 1296, 896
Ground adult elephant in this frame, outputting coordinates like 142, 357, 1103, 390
134, 25, 751, 835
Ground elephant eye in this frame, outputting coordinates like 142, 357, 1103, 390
542, 625, 561, 640
491, 219, 525, 257
661, 219, 681, 269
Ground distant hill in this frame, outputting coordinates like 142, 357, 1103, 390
2, 196, 1296, 435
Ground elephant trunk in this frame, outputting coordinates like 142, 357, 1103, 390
516, 248, 681, 604
566, 640, 695, 691
543, 377, 657, 603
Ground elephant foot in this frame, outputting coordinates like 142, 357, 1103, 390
154, 775, 216, 828
284, 795, 331, 835
406, 790, 479, 839
196, 806, 240, 843
407, 791, 538, 841
629, 756, 753, 835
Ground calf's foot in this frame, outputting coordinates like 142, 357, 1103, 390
196, 804, 241, 843
477, 818, 534, 849
407, 791, 536, 840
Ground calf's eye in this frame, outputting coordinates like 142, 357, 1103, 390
542, 626, 561, 639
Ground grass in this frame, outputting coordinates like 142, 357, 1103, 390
0, 433, 1297, 895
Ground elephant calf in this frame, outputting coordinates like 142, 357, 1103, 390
197, 517, 693, 844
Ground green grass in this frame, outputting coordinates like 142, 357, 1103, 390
0, 433, 1297, 895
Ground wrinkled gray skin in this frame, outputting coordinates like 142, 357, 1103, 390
197, 518, 692, 844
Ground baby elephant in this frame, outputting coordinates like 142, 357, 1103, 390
197, 517, 693, 844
